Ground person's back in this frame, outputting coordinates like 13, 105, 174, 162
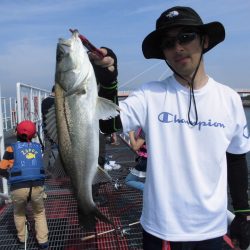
0, 120, 49, 249
9, 141, 44, 187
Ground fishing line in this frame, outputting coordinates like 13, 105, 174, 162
158, 68, 170, 81
119, 61, 162, 89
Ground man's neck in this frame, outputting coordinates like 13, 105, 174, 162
174, 64, 208, 90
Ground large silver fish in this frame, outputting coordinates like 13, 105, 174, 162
50, 30, 120, 228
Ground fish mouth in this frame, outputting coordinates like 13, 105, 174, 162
56, 41, 77, 74
58, 37, 72, 46
56, 40, 71, 63
56, 31, 82, 66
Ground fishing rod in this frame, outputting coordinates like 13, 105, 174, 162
81, 221, 140, 241
69, 29, 104, 59
81, 220, 237, 249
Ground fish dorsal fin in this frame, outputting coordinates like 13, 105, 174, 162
96, 97, 120, 120
44, 104, 58, 144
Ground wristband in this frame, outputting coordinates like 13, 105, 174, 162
100, 80, 118, 90
234, 209, 250, 213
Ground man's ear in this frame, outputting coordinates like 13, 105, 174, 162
202, 35, 209, 50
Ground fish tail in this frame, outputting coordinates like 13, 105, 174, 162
78, 206, 115, 229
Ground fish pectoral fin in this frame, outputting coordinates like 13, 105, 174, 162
96, 97, 120, 120
44, 104, 58, 144
64, 84, 86, 97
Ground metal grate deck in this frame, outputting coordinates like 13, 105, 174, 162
0, 134, 245, 249
0, 136, 144, 249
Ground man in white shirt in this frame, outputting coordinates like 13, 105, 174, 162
89, 6, 250, 250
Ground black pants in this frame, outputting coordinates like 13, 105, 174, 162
98, 132, 106, 167
143, 229, 223, 250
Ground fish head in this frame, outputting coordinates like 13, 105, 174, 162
55, 30, 91, 92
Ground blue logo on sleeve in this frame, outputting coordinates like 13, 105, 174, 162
243, 124, 250, 139
158, 112, 226, 130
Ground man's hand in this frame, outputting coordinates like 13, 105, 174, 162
89, 47, 118, 86
88, 48, 115, 72
230, 212, 250, 249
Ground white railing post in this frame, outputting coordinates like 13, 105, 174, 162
3, 99, 7, 131
9, 98, 12, 128
0, 88, 9, 200
30, 87, 34, 121
9, 97, 16, 129
16, 82, 22, 123
0, 97, 17, 132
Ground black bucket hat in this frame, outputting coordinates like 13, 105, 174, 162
142, 6, 225, 59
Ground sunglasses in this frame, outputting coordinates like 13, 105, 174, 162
160, 32, 198, 49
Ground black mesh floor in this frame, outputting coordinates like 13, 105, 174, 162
0, 134, 244, 249
0, 135, 143, 249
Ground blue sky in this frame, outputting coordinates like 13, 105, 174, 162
0, 0, 249, 97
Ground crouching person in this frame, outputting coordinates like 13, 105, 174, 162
0, 120, 49, 250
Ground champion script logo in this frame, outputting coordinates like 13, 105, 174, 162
158, 112, 226, 130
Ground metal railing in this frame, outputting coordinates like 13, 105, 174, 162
16, 82, 50, 124
1, 97, 17, 132
0, 91, 9, 201
0, 83, 50, 202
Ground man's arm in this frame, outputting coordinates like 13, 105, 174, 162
227, 152, 250, 249
227, 152, 249, 210
129, 131, 145, 152
89, 47, 122, 134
